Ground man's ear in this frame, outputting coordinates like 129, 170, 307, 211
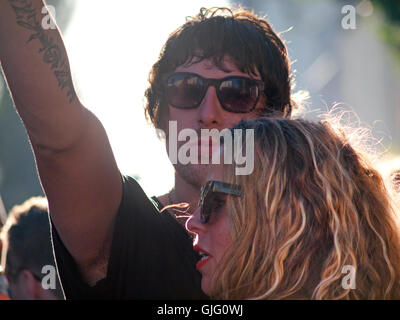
18, 270, 41, 300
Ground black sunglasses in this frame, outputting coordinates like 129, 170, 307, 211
163, 72, 264, 113
198, 180, 242, 224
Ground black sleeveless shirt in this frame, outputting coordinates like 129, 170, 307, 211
51, 175, 207, 299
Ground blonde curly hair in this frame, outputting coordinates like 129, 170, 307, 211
211, 117, 400, 299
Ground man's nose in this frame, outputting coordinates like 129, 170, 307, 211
197, 86, 222, 128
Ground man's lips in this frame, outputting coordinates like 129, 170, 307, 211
182, 137, 219, 155
193, 244, 212, 270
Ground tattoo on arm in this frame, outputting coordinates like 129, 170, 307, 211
8, 0, 76, 103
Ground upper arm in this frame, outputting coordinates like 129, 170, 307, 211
0, 0, 123, 275
0, 0, 122, 273
34, 108, 123, 272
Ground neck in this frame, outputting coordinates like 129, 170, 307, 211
173, 173, 200, 214
158, 173, 200, 215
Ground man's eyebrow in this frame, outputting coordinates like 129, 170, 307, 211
182, 56, 233, 73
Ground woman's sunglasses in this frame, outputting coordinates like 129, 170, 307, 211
163, 72, 265, 113
198, 180, 242, 224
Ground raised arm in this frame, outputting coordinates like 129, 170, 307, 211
0, 0, 122, 284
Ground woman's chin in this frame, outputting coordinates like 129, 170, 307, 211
201, 276, 212, 296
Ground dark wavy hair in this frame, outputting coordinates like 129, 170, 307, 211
145, 7, 296, 130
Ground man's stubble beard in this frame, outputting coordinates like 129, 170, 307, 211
166, 128, 216, 190
173, 162, 212, 190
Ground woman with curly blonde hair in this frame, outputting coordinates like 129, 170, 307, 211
186, 117, 400, 299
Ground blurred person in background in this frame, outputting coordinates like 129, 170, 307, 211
186, 117, 400, 299
0, 0, 302, 299
0, 196, 63, 300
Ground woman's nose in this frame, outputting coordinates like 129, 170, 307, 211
185, 206, 205, 234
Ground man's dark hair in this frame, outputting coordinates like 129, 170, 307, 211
145, 7, 296, 130
0, 197, 63, 299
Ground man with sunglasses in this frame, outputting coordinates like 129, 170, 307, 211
0, 2, 295, 299
148, 15, 295, 216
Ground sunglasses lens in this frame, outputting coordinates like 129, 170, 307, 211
219, 78, 259, 113
200, 182, 213, 223
201, 192, 227, 224
200, 191, 212, 224
166, 73, 204, 108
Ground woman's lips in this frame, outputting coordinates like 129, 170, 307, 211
196, 256, 211, 270
193, 244, 212, 270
